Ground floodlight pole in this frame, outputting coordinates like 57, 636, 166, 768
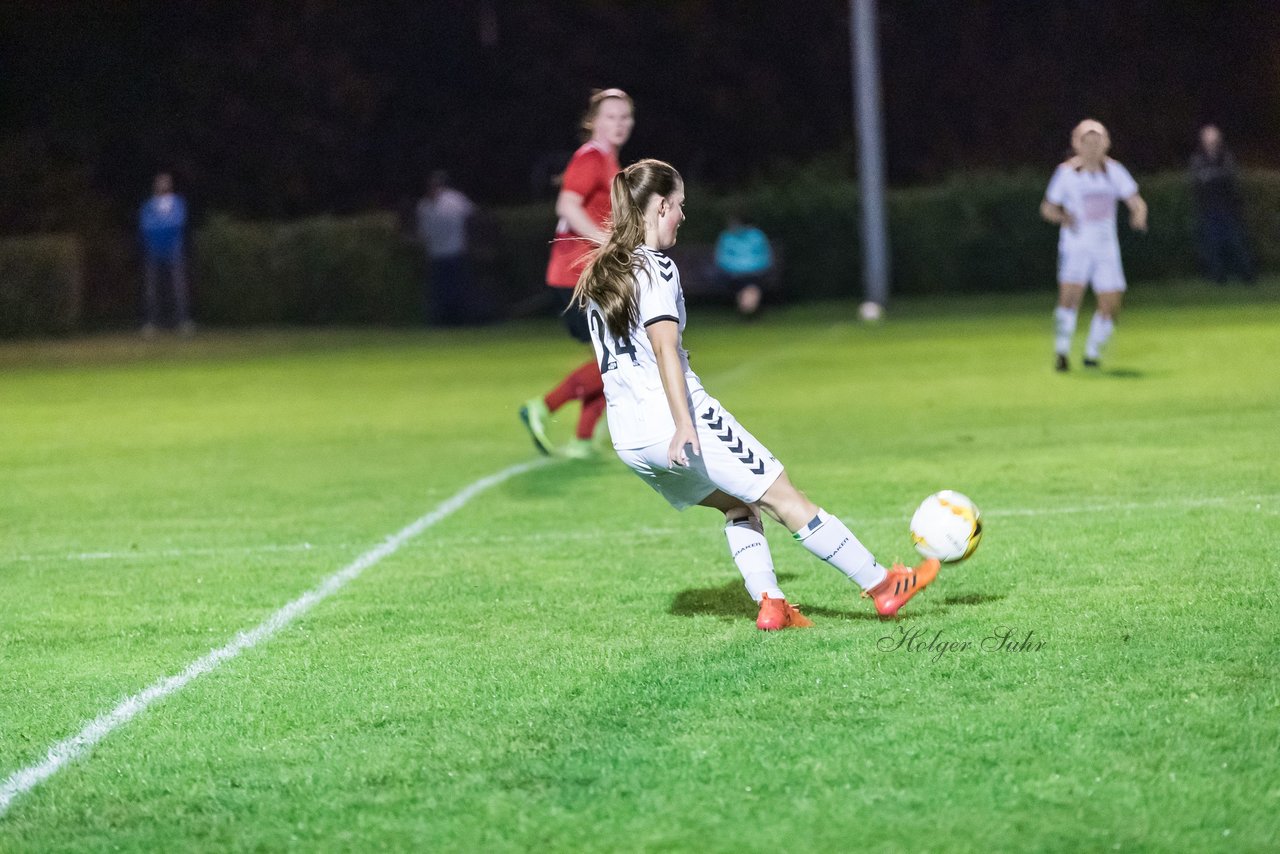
851, 0, 889, 310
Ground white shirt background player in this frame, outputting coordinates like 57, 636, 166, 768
1040, 119, 1148, 371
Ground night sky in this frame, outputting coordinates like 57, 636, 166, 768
2, 0, 1277, 230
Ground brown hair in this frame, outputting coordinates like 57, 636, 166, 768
572, 159, 682, 340
580, 88, 634, 141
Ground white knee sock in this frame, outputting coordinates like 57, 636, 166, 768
1054, 306, 1078, 356
794, 509, 887, 591
725, 516, 784, 602
1084, 313, 1114, 360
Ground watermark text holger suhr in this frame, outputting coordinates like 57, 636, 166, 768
878, 625, 1047, 662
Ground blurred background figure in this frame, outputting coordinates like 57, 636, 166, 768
1190, 125, 1255, 285
416, 170, 479, 325
1040, 119, 1147, 372
139, 172, 192, 337
520, 88, 634, 460
713, 209, 773, 317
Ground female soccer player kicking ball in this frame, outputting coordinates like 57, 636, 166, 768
572, 159, 939, 629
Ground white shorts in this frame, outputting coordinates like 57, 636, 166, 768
1058, 243, 1127, 293
615, 396, 784, 510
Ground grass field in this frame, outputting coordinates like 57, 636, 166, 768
2, 281, 1278, 852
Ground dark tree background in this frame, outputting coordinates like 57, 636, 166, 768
2, 0, 1277, 231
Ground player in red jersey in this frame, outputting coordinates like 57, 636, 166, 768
520, 89, 635, 458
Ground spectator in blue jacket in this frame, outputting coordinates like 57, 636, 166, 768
139, 172, 193, 336
714, 211, 773, 317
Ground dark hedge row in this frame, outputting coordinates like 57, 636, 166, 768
3, 170, 1276, 334
0, 234, 82, 335
192, 213, 425, 325
490, 169, 1279, 304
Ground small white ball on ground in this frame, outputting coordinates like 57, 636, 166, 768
858, 301, 884, 322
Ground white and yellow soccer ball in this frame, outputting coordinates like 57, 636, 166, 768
910, 490, 982, 563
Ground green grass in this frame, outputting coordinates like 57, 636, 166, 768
2, 281, 1278, 852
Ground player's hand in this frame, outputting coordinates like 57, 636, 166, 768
1061, 211, 1078, 230
668, 424, 700, 467
1130, 211, 1148, 233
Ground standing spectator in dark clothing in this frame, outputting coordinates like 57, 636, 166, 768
415, 170, 478, 325
1190, 125, 1255, 284
139, 172, 193, 336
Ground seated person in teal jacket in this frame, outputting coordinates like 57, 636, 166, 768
714, 212, 773, 316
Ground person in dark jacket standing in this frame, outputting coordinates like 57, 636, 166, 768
139, 172, 193, 336
1190, 125, 1255, 284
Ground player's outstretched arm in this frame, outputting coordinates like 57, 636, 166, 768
555, 190, 609, 244
1125, 194, 1149, 232
1040, 199, 1075, 229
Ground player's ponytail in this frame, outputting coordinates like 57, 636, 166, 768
574, 159, 681, 341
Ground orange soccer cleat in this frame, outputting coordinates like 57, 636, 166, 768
756, 592, 815, 631
864, 558, 941, 618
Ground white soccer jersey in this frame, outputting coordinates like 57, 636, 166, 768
1044, 158, 1139, 252
586, 245, 706, 450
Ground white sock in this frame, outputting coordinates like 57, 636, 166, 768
1054, 306, 1078, 356
1084, 313, 1114, 360
794, 509, 887, 591
725, 516, 784, 602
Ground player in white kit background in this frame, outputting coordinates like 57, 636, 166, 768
571, 158, 940, 630
1040, 119, 1148, 371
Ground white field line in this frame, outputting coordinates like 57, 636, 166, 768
5, 493, 1273, 565
5, 528, 682, 564
9, 542, 326, 563
0, 457, 551, 818
983, 493, 1275, 518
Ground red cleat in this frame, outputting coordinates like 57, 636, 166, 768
756, 592, 814, 630
864, 558, 941, 617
